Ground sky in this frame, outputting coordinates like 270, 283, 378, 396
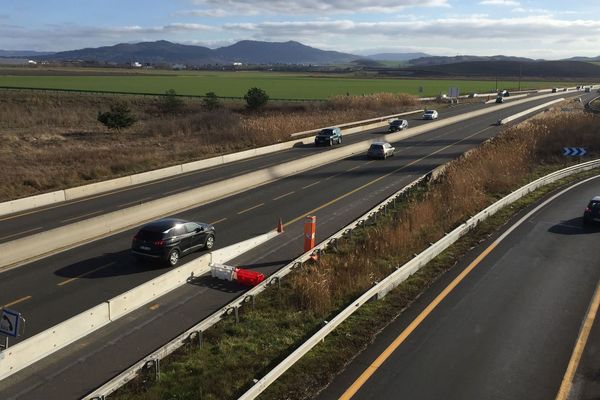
1, 0, 599, 58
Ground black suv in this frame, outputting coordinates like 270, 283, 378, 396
315, 127, 342, 146
131, 218, 215, 266
583, 196, 600, 226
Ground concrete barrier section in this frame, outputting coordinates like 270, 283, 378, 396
64, 176, 133, 201
0, 303, 110, 380
181, 155, 224, 173
0, 190, 66, 217
107, 254, 212, 321
130, 165, 184, 186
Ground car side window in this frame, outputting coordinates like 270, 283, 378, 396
184, 222, 200, 233
170, 225, 186, 237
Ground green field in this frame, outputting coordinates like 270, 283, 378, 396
0, 69, 569, 99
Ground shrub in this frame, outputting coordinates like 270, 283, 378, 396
244, 87, 269, 110
202, 92, 221, 111
158, 89, 184, 114
97, 101, 137, 131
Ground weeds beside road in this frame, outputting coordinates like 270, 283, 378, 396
110, 104, 600, 400
0, 91, 417, 201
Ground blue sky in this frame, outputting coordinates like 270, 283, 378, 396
1, 0, 599, 58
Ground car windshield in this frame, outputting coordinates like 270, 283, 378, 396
320, 129, 334, 135
370, 144, 384, 150
425, 111, 434, 114
589, 201, 600, 209
391, 120, 403, 125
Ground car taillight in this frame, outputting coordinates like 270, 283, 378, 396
585, 207, 592, 213
153, 240, 165, 247
132, 235, 139, 241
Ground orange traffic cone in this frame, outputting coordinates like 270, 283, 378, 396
277, 218, 285, 233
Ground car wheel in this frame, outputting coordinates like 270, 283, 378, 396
168, 249, 180, 266
583, 217, 591, 227
204, 234, 215, 250
329, 139, 333, 146
338, 137, 342, 144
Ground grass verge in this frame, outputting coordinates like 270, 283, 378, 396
109, 108, 599, 399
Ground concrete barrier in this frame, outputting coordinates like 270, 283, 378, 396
64, 176, 132, 201
130, 165, 184, 186
108, 254, 212, 321
499, 98, 565, 125
0, 190, 65, 216
0, 303, 110, 380
0, 90, 574, 271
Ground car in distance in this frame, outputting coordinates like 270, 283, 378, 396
495, 96, 505, 103
498, 89, 510, 97
367, 141, 395, 159
422, 110, 439, 120
388, 119, 408, 132
131, 218, 215, 266
315, 127, 342, 146
583, 196, 600, 225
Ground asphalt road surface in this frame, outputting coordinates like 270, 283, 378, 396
318, 175, 600, 400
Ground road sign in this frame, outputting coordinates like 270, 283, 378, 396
563, 147, 587, 157
448, 87, 460, 98
1, 308, 20, 337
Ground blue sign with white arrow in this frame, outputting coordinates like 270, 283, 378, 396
563, 147, 587, 157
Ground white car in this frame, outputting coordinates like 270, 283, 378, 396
423, 110, 439, 120
367, 142, 395, 159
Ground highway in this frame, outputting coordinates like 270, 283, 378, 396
0, 92, 567, 246
318, 175, 600, 400
0, 91, 592, 399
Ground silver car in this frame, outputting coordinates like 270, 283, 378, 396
367, 142, 395, 159
422, 110, 438, 120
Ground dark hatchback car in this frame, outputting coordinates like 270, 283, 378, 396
583, 196, 600, 225
131, 218, 215, 266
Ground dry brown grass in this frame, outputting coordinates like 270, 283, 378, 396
290, 110, 600, 315
0, 90, 418, 201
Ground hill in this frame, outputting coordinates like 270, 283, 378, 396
214, 40, 358, 64
37, 40, 359, 66
366, 52, 430, 62
409, 55, 535, 66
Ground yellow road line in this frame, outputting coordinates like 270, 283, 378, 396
210, 217, 228, 225
273, 191, 295, 201
284, 126, 493, 228
57, 262, 116, 286
555, 281, 600, 400
339, 241, 499, 400
149, 304, 160, 310
237, 203, 265, 215
3, 295, 32, 308
302, 181, 321, 190
0, 226, 43, 242
60, 209, 105, 223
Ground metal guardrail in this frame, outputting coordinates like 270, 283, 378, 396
585, 95, 600, 114
84, 173, 430, 399
237, 159, 600, 400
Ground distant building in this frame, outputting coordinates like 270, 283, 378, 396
27, 60, 37, 65
172, 63, 187, 70
233, 62, 243, 67
131, 61, 142, 68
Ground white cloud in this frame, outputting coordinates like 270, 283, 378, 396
186, 0, 450, 16
479, 0, 520, 6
